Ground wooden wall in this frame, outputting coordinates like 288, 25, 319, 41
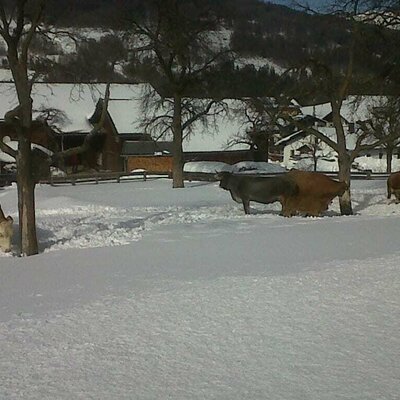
126, 155, 173, 173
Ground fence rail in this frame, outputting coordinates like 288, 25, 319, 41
184, 170, 391, 182
2, 169, 391, 188
40, 171, 171, 186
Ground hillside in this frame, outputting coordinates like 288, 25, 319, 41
1, 0, 399, 100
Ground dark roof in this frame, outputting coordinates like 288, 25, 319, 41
0, 119, 53, 130
122, 140, 173, 156
54, 132, 87, 149
119, 133, 153, 141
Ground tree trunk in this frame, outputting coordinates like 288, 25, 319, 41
312, 149, 318, 171
13, 70, 39, 256
17, 131, 38, 256
2, 4, 42, 256
172, 94, 184, 188
256, 136, 269, 162
331, 99, 353, 216
338, 154, 353, 216
386, 147, 393, 174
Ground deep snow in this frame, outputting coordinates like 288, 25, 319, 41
0, 178, 399, 399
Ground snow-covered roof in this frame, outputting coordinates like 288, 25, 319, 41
0, 140, 52, 163
0, 82, 153, 134
275, 130, 303, 146
301, 96, 388, 123
0, 82, 251, 152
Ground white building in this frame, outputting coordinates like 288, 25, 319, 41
278, 97, 400, 172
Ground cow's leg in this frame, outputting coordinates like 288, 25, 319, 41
387, 180, 392, 199
280, 203, 292, 217
283, 209, 294, 217
281, 197, 295, 217
242, 199, 250, 214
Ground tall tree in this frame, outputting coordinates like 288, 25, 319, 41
358, 97, 400, 173
0, 0, 46, 255
228, 97, 292, 161
127, 0, 229, 188
0, 1, 110, 255
286, 0, 400, 214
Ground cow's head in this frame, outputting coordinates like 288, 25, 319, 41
214, 171, 232, 190
0, 215, 13, 253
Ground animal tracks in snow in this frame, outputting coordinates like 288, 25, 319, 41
36, 204, 243, 253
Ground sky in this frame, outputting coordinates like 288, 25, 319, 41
269, 0, 336, 12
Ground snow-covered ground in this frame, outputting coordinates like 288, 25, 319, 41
0, 178, 399, 399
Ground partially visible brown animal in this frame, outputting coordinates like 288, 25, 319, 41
387, 171, 400, 203
282, 169, 347, 217
0, 205, 13, 252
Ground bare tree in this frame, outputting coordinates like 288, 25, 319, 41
358, 97, 400, 173
228, 97, 287, 162
127, 0, 229, 188
0, 0, 47, 255
285, 0, 399, 214
0, 1, 110, 255
138, 83, 227, 170
306, 136, 325, 172
338, 0, 400, 27
285, 97, 400, 213
52, 83, 112, 173
59, 34, 127, 82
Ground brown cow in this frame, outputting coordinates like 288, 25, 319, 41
282, 169, 347, 217
387, 171, 400, 203
0, 205, 13, 252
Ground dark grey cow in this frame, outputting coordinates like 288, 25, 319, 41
217, 172, 298, 214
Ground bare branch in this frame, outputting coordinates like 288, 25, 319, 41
0, 139, 17, 158
282, 114, 339, 152
182, 99, 220, 131
21, 0, 45, 65
0, 3, 10, 38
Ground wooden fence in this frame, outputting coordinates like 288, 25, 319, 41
32, 169, 391, 186
40, 171, 171, 186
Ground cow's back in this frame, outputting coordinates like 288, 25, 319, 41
218, 172, 299, 214
287, 170, 346, 197
283, 170, 346, 216
388, 172, 400, 189
238, 175, 297, 202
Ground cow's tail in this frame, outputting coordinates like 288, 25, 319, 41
387, 179, 392, 199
